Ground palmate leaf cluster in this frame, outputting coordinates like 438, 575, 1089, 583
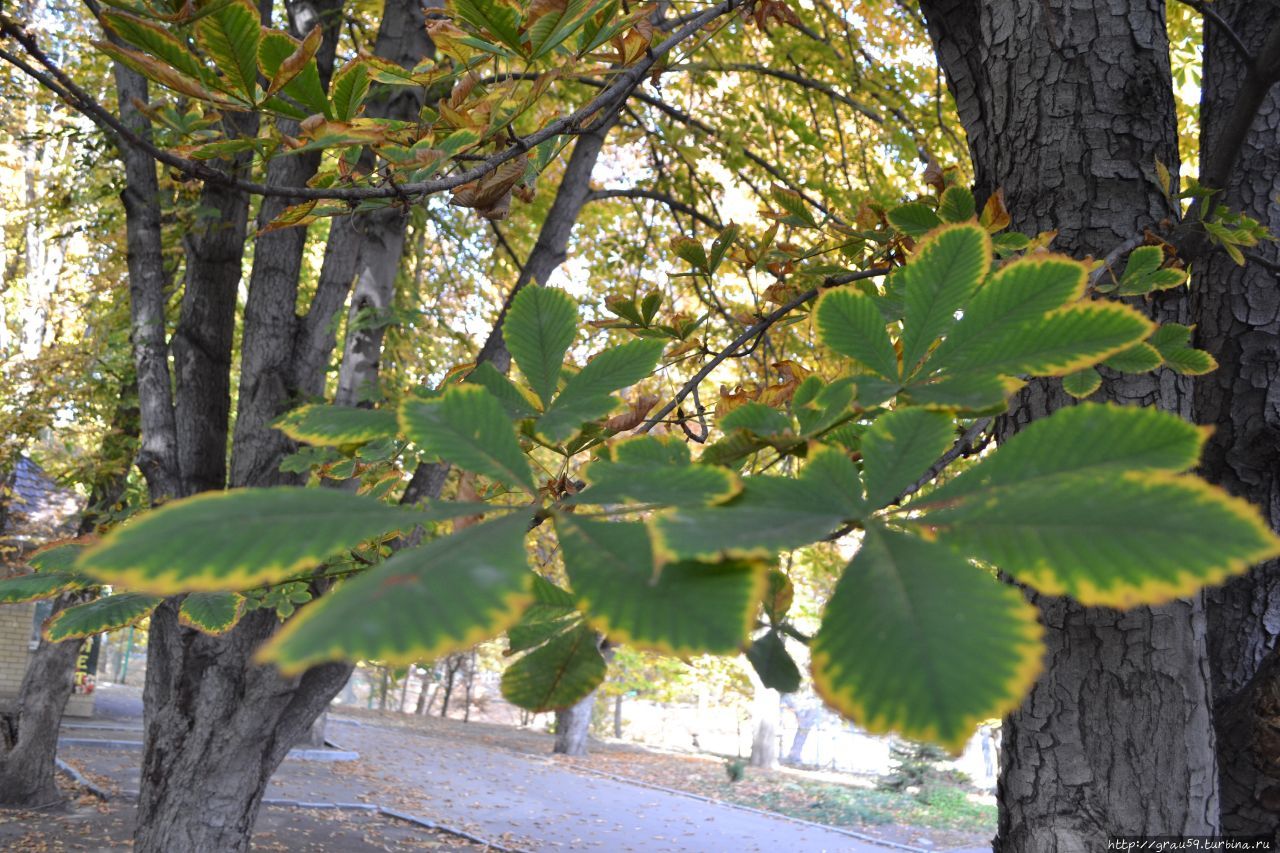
11, 213, 1277, 752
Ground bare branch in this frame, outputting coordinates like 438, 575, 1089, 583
1176, 0, 1254, 66
638, 266, 892, 434
586, 187, 723, 230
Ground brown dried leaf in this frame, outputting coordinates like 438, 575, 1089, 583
603, 393, 660, 432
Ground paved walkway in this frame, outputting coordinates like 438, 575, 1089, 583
59, 688, 978, 852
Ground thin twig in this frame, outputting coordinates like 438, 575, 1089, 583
0, 0, 743, 202
638, 266, 892, 433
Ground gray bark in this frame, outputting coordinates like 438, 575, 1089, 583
229, 0, 345, 490
330, 0, 436, 409
170, 153, 251, 494
113, 63, 181, 501
1193, 0, 1280, 833
554, 689, 598, 756
919, 1, 1219, 847
131, 3, 439, 850
0, 592, 88, 807
134, 606, 350, 852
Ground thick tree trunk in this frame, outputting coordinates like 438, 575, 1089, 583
554, 689, 598, 757
129, 3, 435, 850
1193, 0, 1280, 833
919, 1, 1219, 847
134, 606, 349, 852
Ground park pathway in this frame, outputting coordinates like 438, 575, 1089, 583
60, 687, 981, 852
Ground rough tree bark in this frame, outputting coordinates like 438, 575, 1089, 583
229, 0, 344, 490
129, 3, 439, 849
1193, 0, 1280, 834
0, 379, 138, 807
113, 62, 181, 501
919, 1, 1219, 847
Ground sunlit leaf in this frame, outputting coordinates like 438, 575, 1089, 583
556, 515, 764, 655
260, 513, 534, 673
45, 593, 163, 642
77, 489, 414, 593
400, 385, 535, 492
812, 524, 1042, 752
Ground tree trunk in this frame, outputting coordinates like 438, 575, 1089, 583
0, 591, 89, 807
126, 3, 435, 849
112, 63, 181, 501
135, 605, 349, 852
919, 1, 1219, 847
786, 704, 821, 766
747, 669, 779, 769
0, 377, 138, 807
229, 0, 344, 491
554, 689, 598, 757
1193, 0, 1280, 833
613, 694, 623, 739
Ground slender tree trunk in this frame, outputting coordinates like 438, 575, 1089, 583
0, 592, 87, 807
1193, 0, 1280, 833
747, 669, 779, 769
112, 64, 181, 501
554, 689, 598, 757
919, 2, 1218, 847
229, 0, 344, 490
786, 705, 821, 766
463, 650, 475, 722
613, 694, 622, 739
0, 378, 138, 806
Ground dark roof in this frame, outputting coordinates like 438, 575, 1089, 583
3, 456, 80, 555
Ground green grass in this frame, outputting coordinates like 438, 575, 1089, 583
718, 780, 995, 833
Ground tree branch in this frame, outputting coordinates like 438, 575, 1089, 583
1176, 0, 1254, 66
638, 266, 892, 433
586, 187, 723, 230
0, 1, 743, 202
